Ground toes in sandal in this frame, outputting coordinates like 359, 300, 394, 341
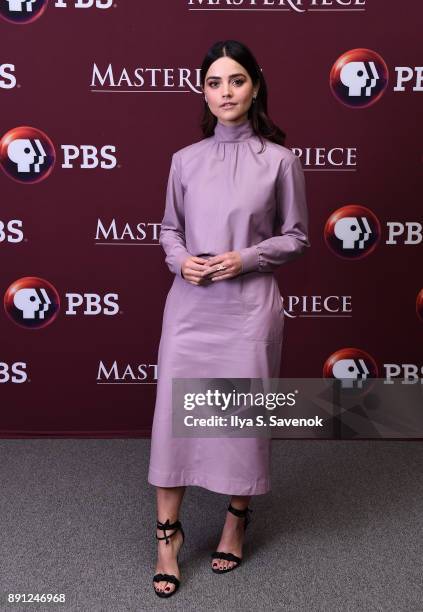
153, 518, 185, 598
211, 503, 253, 574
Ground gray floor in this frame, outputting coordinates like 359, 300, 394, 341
0, 439, 422, 612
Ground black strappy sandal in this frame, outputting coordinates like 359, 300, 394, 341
153, 518, 185, 598
211, 503, 253, 574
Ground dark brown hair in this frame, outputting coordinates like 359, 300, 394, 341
200, 40, 286, 152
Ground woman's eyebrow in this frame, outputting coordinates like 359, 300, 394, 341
206, 73, 246, 81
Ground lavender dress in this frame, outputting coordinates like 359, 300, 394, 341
147, 118, 310, 496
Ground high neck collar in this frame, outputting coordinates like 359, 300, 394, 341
213, 118, 254, 143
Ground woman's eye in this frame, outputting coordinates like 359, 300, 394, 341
208, 79, 245, 88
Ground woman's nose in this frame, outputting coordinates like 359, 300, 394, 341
222, 84, 232, 97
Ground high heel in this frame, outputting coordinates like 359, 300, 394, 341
211, 503, 253, 574
153, 518, 185, 598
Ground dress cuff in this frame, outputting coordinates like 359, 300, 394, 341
238, 246, 260, 274
176, 251, 190, 278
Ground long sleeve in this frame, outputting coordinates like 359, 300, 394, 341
238, 155, 310, 273
159, 153, 191, 277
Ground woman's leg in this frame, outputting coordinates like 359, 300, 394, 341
154, 485, 186, 594
212, 494, 252, 571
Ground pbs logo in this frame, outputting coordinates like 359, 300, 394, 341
323, 347, 378, 391
4, 277, 119, 329
0, 1, 113, 24
0, 362, 27, 383
324, 205, 381, 259
330, 48, 389, 108
0, 126, 117, 183
0, 220, 24, 243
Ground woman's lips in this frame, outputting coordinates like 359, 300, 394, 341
221, 103, 236, 108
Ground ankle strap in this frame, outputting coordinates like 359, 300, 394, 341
156, 518, 182, 545
227, 503, 253, 518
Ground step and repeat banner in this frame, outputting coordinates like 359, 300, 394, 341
1, 1, 421, 436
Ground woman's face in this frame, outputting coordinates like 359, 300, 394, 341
203, 57, 258, 126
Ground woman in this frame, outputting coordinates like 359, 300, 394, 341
148, 39, 310, 597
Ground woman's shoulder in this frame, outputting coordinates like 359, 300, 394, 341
168, 137, 213, 178
262, 138, 299, 166
172, 136, 213, 163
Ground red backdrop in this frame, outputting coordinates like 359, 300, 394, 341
1, 0, 421, 436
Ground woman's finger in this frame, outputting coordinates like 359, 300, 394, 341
211, 272, 233, 281
203, 262, 230, 276
187, 262, 211, 273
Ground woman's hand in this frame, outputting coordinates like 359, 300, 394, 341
181, 256, 214, 285
181, 252, 242, 284
201, 251, 243, 282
